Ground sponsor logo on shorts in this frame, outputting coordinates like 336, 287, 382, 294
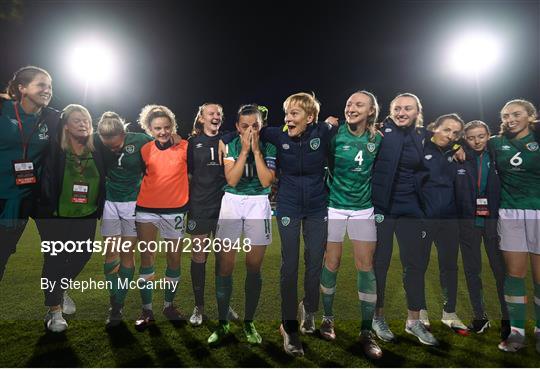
367, 143, 376, 153
310, 138, 320, 150
282, 143, 290, 150
125, 144, 135, 154
424, 154, 432, 160
281, 216, 290, 226
526, 142, 539, 152
188, 219, 196, 231
374, 214, 384, 223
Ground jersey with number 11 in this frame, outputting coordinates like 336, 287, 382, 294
489, 133, 540, 210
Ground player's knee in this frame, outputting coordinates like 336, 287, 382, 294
191, 252, 207, 264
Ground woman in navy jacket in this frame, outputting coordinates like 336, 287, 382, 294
260, 92, 336, 357
371, 93, 440, 346
456, 120, 508, 338
417, 113, 468, 335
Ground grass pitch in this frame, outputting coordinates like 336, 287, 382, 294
0, 219, 538, 367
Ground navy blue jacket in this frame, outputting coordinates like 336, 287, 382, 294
261, 122, 335, 218
455, 147, 500, 220
371, 118, 427, 214
417, 139, 459, 219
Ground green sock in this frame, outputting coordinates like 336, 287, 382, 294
216, 275, 232, 322
320, 265, 337, 317
104, 259, 120, 298
534, 283, 540, 329
504, 275, 527, 330
245, 272, 262, 321
358, 270, 377, 331
139, 266, 155, 307
115, 265, 134, 305
164, 267, 181, 304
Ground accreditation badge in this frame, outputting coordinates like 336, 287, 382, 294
72, 181, 89, 204
475, 197, 489, 216
12, 160, 37, 185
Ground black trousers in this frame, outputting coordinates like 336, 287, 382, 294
40, 215, 97, 307
423, 219, 459, 314
459, 219, 508, 320
0, 196, 47, 281
374, 216, 428, 312
278, 214, 327, 333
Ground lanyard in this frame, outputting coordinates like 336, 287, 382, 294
477, 152, 484, 193
14, 102, 40, 160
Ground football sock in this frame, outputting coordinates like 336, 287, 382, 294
104, 259, 120, 298
164, 267, 180, 304
358, 270, 377, 331
115, 265, 134, 305
191, 260, 206, 307
139, 265, 155, 308
504, 275, 526, 330
216, 275, 232, 323
534, 282, 540, 329
244, 272, 262, 321
321, 265, 337, 317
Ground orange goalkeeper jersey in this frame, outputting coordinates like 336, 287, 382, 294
136, 140, 189, 211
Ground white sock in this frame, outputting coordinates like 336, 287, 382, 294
406, 319, 417, 328
163, 301, 173, 308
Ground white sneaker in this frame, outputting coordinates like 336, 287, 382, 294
44, 310, 68, 333
62, 292, 76, 315
441, 311, 468, 334
419, 309, 430, 329
189, 306, 204, 326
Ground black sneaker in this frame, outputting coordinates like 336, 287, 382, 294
279, 324, 304, 357
105, 302, 124, 328
469, 318, 490, 334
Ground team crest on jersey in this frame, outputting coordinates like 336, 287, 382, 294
125, 144, 135, 154
526, 142, 539, 152
282, 143, 290, 150
447, 156, 453, 163
366, 143, 376, 153
501, 145, 511, 151
374, 214, 384, 223
38, 124, 49, 140
424, 154, 432, 160
188, 219, 196, 231
281, 217, 290, 226
310, 138, 320, 150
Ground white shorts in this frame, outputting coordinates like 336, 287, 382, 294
498, 209, 540, 254
101, 201, 137, 237
215, 192, 272, 246
136, 211, 186, 240
327, 207, 377, 243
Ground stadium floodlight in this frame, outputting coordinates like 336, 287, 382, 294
67, 39, 116, 103
447, 31, 501, 76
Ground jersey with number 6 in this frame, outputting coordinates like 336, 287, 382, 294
223, 135, 276, 195
489, 133, 540, 209
101, 132, 153, 202
328, 125, 382, 210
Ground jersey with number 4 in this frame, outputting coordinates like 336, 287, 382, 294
489, 133, 540, 210
223, 136, 276, 196
328, 125, 382, 210
102, 132, 152, 202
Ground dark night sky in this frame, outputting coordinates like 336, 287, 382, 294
0, 0, 539, 136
